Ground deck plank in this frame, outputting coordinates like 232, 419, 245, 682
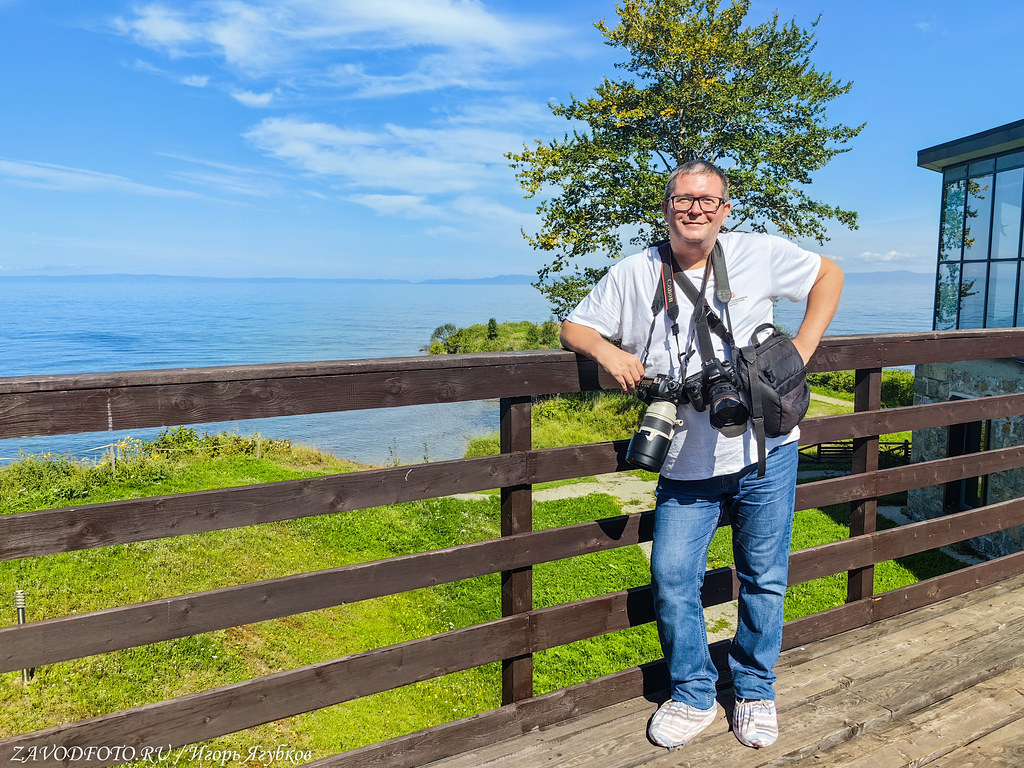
423, 572, 1024, 768
781, 665, 1024, 767
928, 713, 1024, 767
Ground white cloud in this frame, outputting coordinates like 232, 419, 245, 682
346, 193, 443, 219
114, 5, 197, 53
446, 98, 557, 128
114, 0, 572, 92
244, 115, 521, 194
155, 153, 295, 197
859, 250, 917, 264
450, 195, 524, 224
232, 89, 275, 107
167, 170, 279, 197
133, 59, 211, 88
0, 159, 198, 197
324, 56, 498, 98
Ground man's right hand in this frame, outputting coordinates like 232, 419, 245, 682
560, 320, 646, 392
593, 345, 646, 392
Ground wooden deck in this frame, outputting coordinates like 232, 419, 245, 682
424, 572, 1024, 768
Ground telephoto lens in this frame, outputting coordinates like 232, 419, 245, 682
625, 400, 679, 472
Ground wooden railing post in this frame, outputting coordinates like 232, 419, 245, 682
499, 395, 533, 704
848, 367, 882, 603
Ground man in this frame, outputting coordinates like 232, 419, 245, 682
560, 160, 842, 751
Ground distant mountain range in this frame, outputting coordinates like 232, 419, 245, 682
3, 271, 929, 285
0, 273, 536, 285
841, 269, 932, 284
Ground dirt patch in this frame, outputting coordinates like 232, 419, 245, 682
533, 472, 657, 514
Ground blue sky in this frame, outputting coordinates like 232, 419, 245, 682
1, 1, 1022, 280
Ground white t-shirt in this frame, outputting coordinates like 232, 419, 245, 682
566, 231, 821, 480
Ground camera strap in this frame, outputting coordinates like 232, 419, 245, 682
648, 240, 772, 472
650, 240, 736, 357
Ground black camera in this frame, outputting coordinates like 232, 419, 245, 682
695, 359, 749, 439
625, 375, 684, 472
625, 362, 750, 472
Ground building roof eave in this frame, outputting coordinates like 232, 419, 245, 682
918, 118, 1024, 172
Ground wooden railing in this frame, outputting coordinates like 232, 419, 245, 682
1, 329, 1024, 767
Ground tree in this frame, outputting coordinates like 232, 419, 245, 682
508, 0, 863, 317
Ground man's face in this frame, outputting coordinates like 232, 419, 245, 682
661, 172, 731, 249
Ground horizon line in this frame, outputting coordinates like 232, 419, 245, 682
0, 268, 935, 282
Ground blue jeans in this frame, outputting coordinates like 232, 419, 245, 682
650, 442, 798, 708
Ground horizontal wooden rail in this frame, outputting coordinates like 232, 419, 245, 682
5, 422, 1021, 563
6, 541, 1024, 768
0, 453, 524, 560
0, 616, 532, 764
796, 443, 1024, 510
0, 511, 654, 673
805, 328, 1024, 371
784, 549, 1024, 647
2, 329, 1023, 440
6, 481, 1023, 678
0, 352, 583, 440
799, 389, 1024, 444
309, 554, 1024, 768
0, 441, 637, 561
787, 496, 1024, 583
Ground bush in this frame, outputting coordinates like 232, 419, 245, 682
426, 319, 562, 354
806, 369, 915, 408
881, 369, 915, 408
805, 370, 856, 395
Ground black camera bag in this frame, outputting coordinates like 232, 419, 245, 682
736, 323, 810, 475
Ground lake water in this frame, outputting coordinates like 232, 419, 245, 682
0, 271, 935, 465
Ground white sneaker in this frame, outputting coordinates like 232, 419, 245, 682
647, 700, 717, 750
733, 698, 778, 748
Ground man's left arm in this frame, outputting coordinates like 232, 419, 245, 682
792, 256, 844, 364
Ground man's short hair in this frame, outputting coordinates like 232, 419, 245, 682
664, 160, 730, 201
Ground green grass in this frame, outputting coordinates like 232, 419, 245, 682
0, 431, 659, 758
465, 391, 643, 456
427, 319, 561, 355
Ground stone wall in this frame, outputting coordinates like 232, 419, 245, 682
908, 359, 1024, 558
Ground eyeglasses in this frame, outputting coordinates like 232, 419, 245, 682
666, 194, 726, 213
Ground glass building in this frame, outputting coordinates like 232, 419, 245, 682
911, 119, 1024, 558
918, 119, 1024, 330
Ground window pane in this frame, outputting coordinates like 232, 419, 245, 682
970, 159, 996, 176
1018, 268, 1024, 327
958, 261, 988, 329
964, 175, 993, 260
992, 168, 1023, 260
944, 164, 968, 182
997, 150, 1024, 171
935, 262, 961, 330
939, 179, 965, 261
986, 261, 1017, 328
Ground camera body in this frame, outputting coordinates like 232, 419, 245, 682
625, 362, 750, 472
625, 375, 683, 472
